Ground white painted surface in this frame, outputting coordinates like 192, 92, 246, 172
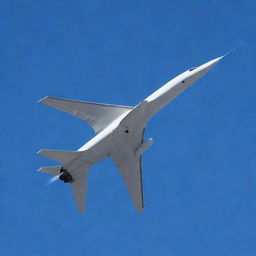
136, 138, 154, 156
38, 56, 223, 212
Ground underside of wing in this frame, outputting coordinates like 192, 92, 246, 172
110, 128, 145, 212
111, 153, 144, 211
39, 96, 133, 133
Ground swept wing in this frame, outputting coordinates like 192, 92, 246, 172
110, 128, 145, 211
39, 97, 133, 133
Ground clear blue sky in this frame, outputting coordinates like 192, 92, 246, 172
0, 1, 255, 255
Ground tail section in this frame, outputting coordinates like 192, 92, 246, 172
37, 166, 61, 176
37, 149, 82, 164
37, 157, 88, 213
71, 171, 88, 213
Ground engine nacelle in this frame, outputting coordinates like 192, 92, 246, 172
135, 138, 154, 156
59, 167, 73, 183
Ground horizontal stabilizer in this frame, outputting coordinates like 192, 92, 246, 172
37, 149, 82, 164
39, 96, 133, 133
37, 166, 61, 176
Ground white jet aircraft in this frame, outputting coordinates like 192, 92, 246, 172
37, 56, 223, 213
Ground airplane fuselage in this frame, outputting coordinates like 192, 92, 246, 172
73, 57, 222, 172
38, 55, 223, 212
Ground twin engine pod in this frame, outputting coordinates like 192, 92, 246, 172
59, 167, 73, 183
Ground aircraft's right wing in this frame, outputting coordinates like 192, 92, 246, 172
111, 152, 143, 211
39, 97, 133, 133
110, 128, 145, 212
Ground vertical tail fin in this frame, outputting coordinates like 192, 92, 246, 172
71, 171, 88, 213
37, 150, 88, 213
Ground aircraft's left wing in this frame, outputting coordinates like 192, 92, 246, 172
110, 128, 145, 212
39, 97, 133, 134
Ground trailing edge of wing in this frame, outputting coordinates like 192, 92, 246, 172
39, 96, 133, 133
37, 149, 82, 164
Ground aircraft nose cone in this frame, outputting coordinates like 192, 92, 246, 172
186, 56, 223, 84
200, 56, 223, 72
192, 56, 223, 80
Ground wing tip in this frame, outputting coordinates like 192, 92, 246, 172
38, 96, 50, 104
37, 149, 51, 159
37, 149, 45, 155
37, 167, 44, 172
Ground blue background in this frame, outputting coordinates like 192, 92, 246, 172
0, 1, 255, 255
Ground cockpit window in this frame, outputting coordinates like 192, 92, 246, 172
189, 67, 197, 71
